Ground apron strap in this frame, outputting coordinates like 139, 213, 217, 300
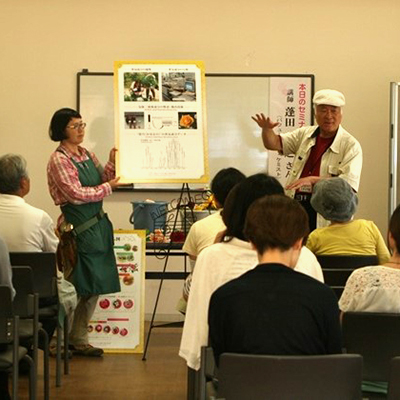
72, 209, 105, 237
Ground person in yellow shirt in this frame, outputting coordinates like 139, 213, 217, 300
306, 177, 389, 264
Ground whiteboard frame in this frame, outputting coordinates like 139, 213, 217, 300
77, 70, 315, 191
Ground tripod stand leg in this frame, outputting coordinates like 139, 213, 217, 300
142, 183, 192, 360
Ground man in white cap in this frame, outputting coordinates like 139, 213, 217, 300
252, 89, 362, 230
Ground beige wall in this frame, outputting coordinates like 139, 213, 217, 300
1, 0, 400, 314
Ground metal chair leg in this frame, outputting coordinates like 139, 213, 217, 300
39, 329, 49, 400
55, 323, 61, 387
63, 316, 69, 375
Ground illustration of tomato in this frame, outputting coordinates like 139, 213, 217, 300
99, 298, 110, 309
95, 324, 102, 333
112, 327, 120, 335
124, 299, 134, 309
103, 326, 111, 333
120, 328, 128, 336
87, 325, 93, 333
113, 299, 122, 309
123, 275, 134, 285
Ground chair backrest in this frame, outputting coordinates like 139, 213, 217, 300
317, 255, 379, 299
342, 312, 400, 382
10, 252, 57, 300
11, 266, 35, 318
217, 353, 363, 400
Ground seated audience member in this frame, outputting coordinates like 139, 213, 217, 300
179, 173, 324, 371
340, 203, 400, 313
209, 194, 342, 365
339, 204, 400, 396
0, 236, 15, 298
177, 168, 245, 313
0, 154, 76, 356
0, 154, 59, 252
0, 236, 15, 400
307, 177, 390, 264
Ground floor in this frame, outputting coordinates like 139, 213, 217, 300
18, 327, 187, 400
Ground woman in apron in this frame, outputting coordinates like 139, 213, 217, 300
47, 108, 121, 356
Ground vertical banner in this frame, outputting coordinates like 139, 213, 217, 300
114, 60, 209, 184
267, 77, 312, 186
88, 230, 146, 353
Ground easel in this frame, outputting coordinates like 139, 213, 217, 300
142, 183, 195, 360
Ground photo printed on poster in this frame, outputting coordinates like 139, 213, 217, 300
114, 61, 209, 184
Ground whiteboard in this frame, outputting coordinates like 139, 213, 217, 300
77, 72, 314, 189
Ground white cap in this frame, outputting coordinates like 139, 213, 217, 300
313, 89, 345, 107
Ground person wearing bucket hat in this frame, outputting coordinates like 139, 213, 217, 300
306, 178, 389, 264
252, 89, 362, 231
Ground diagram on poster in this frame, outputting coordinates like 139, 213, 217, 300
114, 60, 209, 184
88, 230, 146, 353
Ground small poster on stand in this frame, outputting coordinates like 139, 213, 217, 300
114, 60, 209, 184
88, 230, 146, 353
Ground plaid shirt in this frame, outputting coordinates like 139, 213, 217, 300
47, 145, 114, 207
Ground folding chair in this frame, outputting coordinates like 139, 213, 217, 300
9, 252, 69, 387
317, 255, 379, 298
342, 312, 400, 398
0, 285, 35, 400
12, 266, 49, 400
217, 353, 363, 400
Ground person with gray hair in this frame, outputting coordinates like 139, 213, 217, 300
252, 89, 363, 230
306, 177, 389, 264
0, 153, 29, 194
0, 154, 59, 252
0, 153, 67, 357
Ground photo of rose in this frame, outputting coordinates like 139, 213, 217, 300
178, 112, 197, 129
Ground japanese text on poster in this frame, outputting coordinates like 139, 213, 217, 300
114, 61, 209, 184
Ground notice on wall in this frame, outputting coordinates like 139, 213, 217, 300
114, 60, 209, 184
267, 77, 313, 187
88, 230, 146, 353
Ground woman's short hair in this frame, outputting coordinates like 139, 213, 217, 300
0, 154, 28, 194
389, 204, 400, 254
49, 108, 81, 142
244, 194, 309, 254
211, 167, 246, 207
221, 173, 284, 241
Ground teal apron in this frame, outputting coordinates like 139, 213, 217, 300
60, 152, 120, 296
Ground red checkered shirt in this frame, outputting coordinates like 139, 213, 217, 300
47, 145, 114, 207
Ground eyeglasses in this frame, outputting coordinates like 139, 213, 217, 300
67, 122, 87, 130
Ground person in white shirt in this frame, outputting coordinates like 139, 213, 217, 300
179, 173, 324, 372
0, 154, 59, 252
252, 89, 362, 230
0, 154, 75, 356
177, 168, 245, 313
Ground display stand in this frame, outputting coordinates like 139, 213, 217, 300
142, 183, 194, 360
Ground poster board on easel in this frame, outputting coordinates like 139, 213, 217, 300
88, 230, 146, 353
114, 60, 209, 184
